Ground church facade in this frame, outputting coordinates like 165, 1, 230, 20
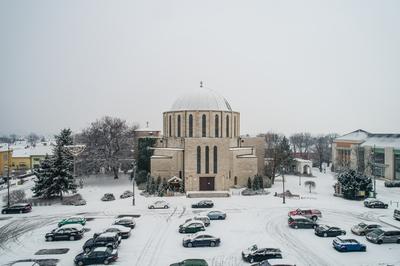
150, 88, 264, 191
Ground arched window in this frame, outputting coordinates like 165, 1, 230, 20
226, 115, 230, 137
189, 114, 193, 137
234, 116, 237, 137
213, 146, 218, 173
197, 146, 201, 174
205, 146, 209, 174
215, 115, 219, 137
169, 116, 172, 137
202, 114, 207, 137
177, 115, 181, 137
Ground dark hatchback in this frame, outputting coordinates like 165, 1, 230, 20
2, 203, 32, 214
364, 199, 388, 209
182, 233, 220, 248
242, 245, 282, 263
315, 225, 346, 237
83, 232, 121, 253
74, 247, 118, 265
46, 226, 84, 241
191, 200, 214, 208
288, 216, 318, 229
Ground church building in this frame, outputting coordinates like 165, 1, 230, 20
150, 87, 264, 192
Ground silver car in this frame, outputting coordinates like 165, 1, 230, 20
366, 228, 400, 244
351, 222, 381, 236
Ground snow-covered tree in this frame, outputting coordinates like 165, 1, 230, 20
336, 169, 373, 200
32, 129, 76, 199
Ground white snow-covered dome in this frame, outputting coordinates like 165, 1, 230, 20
170, 88, 232, 111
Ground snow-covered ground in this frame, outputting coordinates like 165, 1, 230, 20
1, 169, 399, 266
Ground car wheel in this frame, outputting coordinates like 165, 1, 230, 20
219, 216, 223, 220
385, 205, 388, 209
69, 236, 75, 241
1, 210, 6, 214
77, 261, 84, 266
312, 216, 317, 221
294, 225, 298, 229
377, 240, 382, 245
397, 239, 400, 244
150, 206, 154, 209
210, 241, 216, 247
104, 260, 109, 265
85, 247, 91, 253
47, 236, 53, 241
313, 225, 317, 229
323, 233, 328, 237
362, 246, 367, 251
250, 258, 254, 263
164, 205, 168, 209
19, 210, 23, 214
187, 242, 193, 248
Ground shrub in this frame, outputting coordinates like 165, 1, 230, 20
2, 189, 26, 205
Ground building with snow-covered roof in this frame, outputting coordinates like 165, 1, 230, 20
332, 129, 400, 180
149, 86, 264, 192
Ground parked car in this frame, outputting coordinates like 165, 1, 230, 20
179, 221, 205, 234
182, 233, 220, 248
1, 203, 32, 214
113, 217, 135, 229
148, 200, 169, 209
206, 210, 226, 220
364, 199, 388, 209
393, 209, 400, 221
46, 224, 84, 241
332, 237, 366, 252
384, 180, 400, 187
94, 225, 131, 239
120, 190, 133, 199
288, 209, 321, 221
242, 245, 282, 263
83, 232, 121, 253
288, 216, 318, 229
351, 223, 381, 236
170, 259, 208, 266
74, 246, 118, 265
58, 216, 86, 227
191, 200, 214, 208
185, 216, 211, 227
366, 228, 400, 244
251, 259, 296, 266
314, 225, 346, 237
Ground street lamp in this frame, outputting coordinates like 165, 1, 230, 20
282, 166, 286, 204
65, 144, 86, 188
131, 149, 136, 206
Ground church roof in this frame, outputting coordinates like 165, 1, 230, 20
170, 88, 232, 112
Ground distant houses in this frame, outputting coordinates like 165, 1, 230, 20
0, 141, 54, 177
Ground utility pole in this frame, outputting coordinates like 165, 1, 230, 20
282, 166, 286, 204
132, 162, 136, 206
373, 145, 377, 198
7, 143, 11, 208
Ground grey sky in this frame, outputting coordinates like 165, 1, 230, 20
1, 0, 399, 137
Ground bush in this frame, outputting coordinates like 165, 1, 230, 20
384, 180, 400, 187
101, 193, 116, 201
2, 189, 26, 205
62, 194, 85, 206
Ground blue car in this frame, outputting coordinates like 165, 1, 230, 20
332, 237, 366, 252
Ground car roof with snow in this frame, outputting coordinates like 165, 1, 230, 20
108, 225, 131, 231
60, 224, 84, 229
182, 220, 205, 227
115, 217, 134, 222
92, 246, 111, 252
98, 232, 119, 238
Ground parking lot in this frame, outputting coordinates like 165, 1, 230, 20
1, 171, 400, 266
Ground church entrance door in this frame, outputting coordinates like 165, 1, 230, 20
199, 177, 215, 191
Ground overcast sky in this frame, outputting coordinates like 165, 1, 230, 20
0, 0, 399, 137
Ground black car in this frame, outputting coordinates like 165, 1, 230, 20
2, 203, 32, 214
46, 226, 84, 241
182, 233, 220, 248
113, 217, 135, 229
74, 246, 118, 265
288, 216, 318, 229
364, 199, 388, 209
191, 200, 214, 208
83, 232, 121, 253
315, 225, 346, 237
242, 245, 282, 263
94, 225, 131, 239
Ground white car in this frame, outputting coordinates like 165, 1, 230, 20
148, 200, 170, 209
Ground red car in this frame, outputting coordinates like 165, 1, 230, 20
288, 208, 322, 221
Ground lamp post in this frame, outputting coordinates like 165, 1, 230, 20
6, 143, 11, 208
65, 144, 86, 188
282, 166, 286, 204
131, 149, 136, 206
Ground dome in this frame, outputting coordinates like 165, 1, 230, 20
170, 88, 232, 112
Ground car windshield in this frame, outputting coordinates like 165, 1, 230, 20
371, 229, 384, 235
358, 223, 367, 228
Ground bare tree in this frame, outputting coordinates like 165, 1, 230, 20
289, 132, 313, 159
80, 116, 138, 179
27, 133, 40, 146
304, 180, 316, 193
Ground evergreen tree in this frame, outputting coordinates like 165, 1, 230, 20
252, 176, 260, 190
32, 129, 77, 199
247, 177, 252, 189
150, 178, 156, 194
337, 169, 373, 200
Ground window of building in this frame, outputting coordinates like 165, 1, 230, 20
169, 116, 172, 137
215, 115, 219, 137
202, 114, 207, 137
234, 116, 237, 137
189, 114, 193, 137
394, 152, 400, 179
205, 146, 209, 174
357, 148, 365, 173
213, 146, 217, 173
373, 151, 385, 177
197, 146, 201, 174
177, 115, 181, 137
226, 115, 230, 137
